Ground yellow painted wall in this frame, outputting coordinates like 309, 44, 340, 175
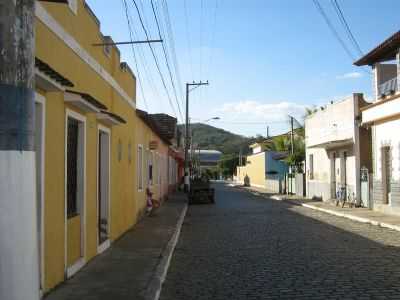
236, 153, 266, 187
36, 1, 138, 292
67, 216, 81, 267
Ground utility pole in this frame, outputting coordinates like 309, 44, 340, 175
266, 126, 270, 139
290, 116, 295, 195
290, 116, 294, 155
0, 1, 40, 300
184, 81, 209, 192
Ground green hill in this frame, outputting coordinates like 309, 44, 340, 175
179, 123, 257, 155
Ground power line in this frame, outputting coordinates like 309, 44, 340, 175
200, 0, 204, 82
121, 0, 149, 110
331, 0, 363, 57
312, 0, 356, 62
206, 0, 219, 77
183, 0, 194, 79
150, 0, 184, 122
124, 0, 166, 112
130, 0, 181, 122
213, 121, 290, 125
160, 0, 184, 103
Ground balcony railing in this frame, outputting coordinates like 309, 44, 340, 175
378, 77, 398, 98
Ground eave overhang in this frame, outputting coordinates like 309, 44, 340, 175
97, 110, 126, 126
65, 90, 107, 113
354, 30, 400, 66
362, 95, 400, 125
308, 138, 354, 150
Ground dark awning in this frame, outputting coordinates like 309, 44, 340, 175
65, 90, 107, 110
65, 90, 107, 113
35, 57, 74, 90
38, 0, 69, 3
97, 110, 126, 126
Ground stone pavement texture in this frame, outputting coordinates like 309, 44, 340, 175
161, 183, 400, 300
241, 184, 400, 232
45, 192, 187, 300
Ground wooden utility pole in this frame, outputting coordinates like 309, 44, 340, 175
0, 1, 40, 299
184, 81, 209, 192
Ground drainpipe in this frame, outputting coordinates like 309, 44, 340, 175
0, 1, 40, 300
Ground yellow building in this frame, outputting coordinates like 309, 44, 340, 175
34, 0, 140, 293
236, 142, 289, 191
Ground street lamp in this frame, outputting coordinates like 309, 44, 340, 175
204, 117, 220, 123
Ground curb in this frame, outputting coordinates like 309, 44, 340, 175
301, 203, 400, 232
145, 203, 188, 300
235, 185, 400, 233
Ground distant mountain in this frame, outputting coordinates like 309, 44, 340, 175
179, 123, 258, 155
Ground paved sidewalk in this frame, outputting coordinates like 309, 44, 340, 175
235, 183, 400, 233
45, 192, 187, 300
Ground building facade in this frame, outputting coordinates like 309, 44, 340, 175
236, 142, 289, 192
135, 110, 182, 215
29, 0, 184, 294
305, 94, 372, 204
355, 30, 400, 215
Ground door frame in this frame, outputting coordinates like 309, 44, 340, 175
330, 151, 336, 198
64, 108, 87, 278
97, 124, 111, 254
35, 93, 46, 295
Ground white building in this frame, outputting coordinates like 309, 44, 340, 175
355, 30, 400, 215
305, 94, 371, 205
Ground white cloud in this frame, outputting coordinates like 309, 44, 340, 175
336, 72, 363, 79
215, 100, 308, 123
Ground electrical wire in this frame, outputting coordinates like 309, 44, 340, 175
312, 0, 356, 62
121, 0, 149, 110
183, 0, 194, 79
150, 0, 184, 122
130, 0, 181, 121
331, 0, 363, 57
160, 0, 184, 104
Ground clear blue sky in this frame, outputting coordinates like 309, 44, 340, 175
86, 0, 400, 136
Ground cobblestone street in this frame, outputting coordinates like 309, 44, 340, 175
161, 183, 400, 300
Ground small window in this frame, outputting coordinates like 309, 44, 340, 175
309, 154, 314, 180
68, 0, 78, 14
137, 145, 143, 190
103, 44, 111, 58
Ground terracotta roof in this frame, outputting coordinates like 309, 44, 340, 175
149, 113, 177, 140
354, 30, 400, 66
136, 110, 175, 145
